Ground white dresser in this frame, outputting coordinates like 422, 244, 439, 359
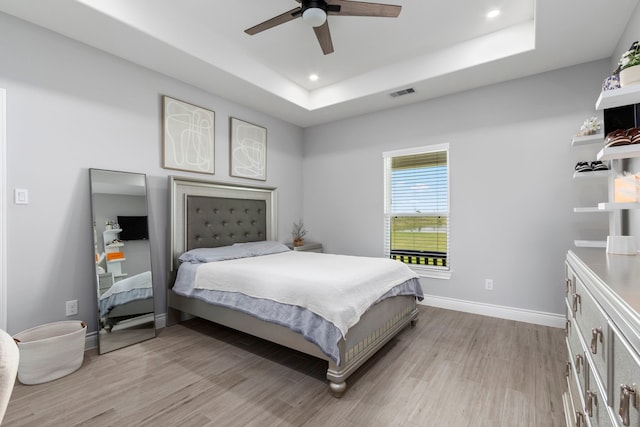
564, 248, 640, 426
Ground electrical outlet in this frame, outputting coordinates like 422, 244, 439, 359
66, 300, 78, 316
485, 279, 494, 291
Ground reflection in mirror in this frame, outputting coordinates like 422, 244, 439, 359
89, 169, 155, 354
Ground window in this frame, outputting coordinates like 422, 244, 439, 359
383, 143, 450, 278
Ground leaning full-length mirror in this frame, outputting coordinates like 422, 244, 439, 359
89, 169, 155, 354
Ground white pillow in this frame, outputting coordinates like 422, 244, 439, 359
179, 240, 290, 263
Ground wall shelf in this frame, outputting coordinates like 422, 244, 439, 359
103, 228, 125, 280
573, 86, 639, 251
571, 133, 603, 147
572, 170, 611, 179
574, 207, 609, 213
598, 202, 640, 210
574, 240, 607, 248
597, 144, 640, 161
595, 84, 640, 110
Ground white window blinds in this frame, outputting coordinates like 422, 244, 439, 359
383, 143, 450, 273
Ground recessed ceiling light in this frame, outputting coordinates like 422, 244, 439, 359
309, 74, 319, 82
486, 9, 501, 19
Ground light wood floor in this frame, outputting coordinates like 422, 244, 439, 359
3, 306, 566, 426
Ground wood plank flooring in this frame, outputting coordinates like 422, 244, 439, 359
3, 306, 566, 426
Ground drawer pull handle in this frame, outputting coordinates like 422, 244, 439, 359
572, 293, 581, 315
565, 278, 571, 295
566, 319, 571, 337
586, 390, 597, 417
566, 361, 571, 378
590, 327, 603, 354
619, 384, 638, 426
576, 411, 585, 427
575, 354, 583, 374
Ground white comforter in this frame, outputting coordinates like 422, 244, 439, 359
100, 270, 152, 300
194, 251, 418, 336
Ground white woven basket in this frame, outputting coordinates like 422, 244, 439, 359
13, 321, 86, 385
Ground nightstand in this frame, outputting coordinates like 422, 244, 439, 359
287, 242, 323, 253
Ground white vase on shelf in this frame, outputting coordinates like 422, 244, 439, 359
620, 66, 640, 87
606, 235, 637, 255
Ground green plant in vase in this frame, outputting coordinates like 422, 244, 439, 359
619, 41, 640, 87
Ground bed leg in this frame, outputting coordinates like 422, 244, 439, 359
329, 381, 347, 398
411, 318, 418, 326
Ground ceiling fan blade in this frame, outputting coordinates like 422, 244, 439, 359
245, 7, 301, 35
328, 0, 401, 17
313, 21, 334, 55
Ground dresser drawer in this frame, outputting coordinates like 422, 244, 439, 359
566, 369, 586, 426
566, 262, 577, 303
574, 277, 609, 387
585, 355, 613, 427
612, 323, 640, 427
567, 300, 588, 395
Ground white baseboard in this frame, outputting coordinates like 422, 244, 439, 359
419, 294, 565, 328
85, 313, 168, 350
85, 331, 97, 350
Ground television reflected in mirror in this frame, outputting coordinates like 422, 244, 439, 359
117, 215, 149, 241
89, 169, 156, 354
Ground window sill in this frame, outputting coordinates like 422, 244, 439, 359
410, 266, 451, 280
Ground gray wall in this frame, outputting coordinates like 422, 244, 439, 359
302, 60, 613, 317
1, 13, 304, 334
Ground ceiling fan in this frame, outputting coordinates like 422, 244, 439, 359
244, 0, 402, 55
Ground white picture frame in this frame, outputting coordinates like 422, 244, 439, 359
229, 117, 267, 181
162, 96, 215, 174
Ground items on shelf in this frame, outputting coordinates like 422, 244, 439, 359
614, 173, 640, 203
103, 225, 126, 279
618, 40, 640, 87
574, 116, 601, 137
574, 161, 608, 173
104, 219, 120, 231
604, 127, 640, 148
601, 40, 640, 91
106, 252, 124, 261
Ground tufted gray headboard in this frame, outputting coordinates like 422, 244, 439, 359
186, 196, 267, 250
168, 176, 277, 274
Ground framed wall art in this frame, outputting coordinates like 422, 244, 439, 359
162, 96, 215, 174
229, 117, 267, 181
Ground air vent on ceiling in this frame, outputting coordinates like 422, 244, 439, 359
389, 88, 415, 98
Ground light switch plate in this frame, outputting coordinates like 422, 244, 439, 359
14, 189, 29, 204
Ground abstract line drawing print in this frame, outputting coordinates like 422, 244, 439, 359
230, 118, 266, 181
163, 96, 215, 174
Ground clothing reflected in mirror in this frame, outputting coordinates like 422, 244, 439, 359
90, 169, 155, 354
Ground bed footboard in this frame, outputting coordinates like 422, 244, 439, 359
327, 295, 418, 397
168, 291, 418, 397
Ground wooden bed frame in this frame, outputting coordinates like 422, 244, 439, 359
166, 176, 419, 397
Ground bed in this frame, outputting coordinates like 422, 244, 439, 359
167, 176, 423, 397
99, 270, 154, 332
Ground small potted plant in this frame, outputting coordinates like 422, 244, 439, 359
291, 219, 307, 247
619, 41, 640, 87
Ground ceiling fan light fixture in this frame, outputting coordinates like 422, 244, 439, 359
302, 8, 327, 27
